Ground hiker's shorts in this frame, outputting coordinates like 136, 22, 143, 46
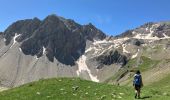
134, 84, 141, 90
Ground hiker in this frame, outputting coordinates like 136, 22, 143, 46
133, 70, 143, 99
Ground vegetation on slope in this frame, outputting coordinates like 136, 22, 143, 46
0, 78, 133, 100
0, 77, 170, 100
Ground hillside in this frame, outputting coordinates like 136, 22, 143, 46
0, 15, 170, 96
0, 78, 170, 100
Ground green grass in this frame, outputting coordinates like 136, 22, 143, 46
0, 78, 133, 100
1, 77, 170, 100
124, 56, 159, 72
125, 58, 137, 68
141, 74, 170, 100
131, 56, 159, 72
105, 56, 159, 85
138, 56, 159, 71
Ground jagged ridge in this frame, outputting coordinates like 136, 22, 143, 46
2, 14, 106, 65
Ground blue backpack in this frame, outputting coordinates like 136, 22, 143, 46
133, 74, 141, 85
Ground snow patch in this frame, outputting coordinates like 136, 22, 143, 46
85, 47, 93, 53
131, 49, 139, 59
97, 45, 113, 56
133, 24, 161, 40
133, 32, 159, 40
112, 37, 129, 49
76, 55, 99, 82
132, 31, 136, 35
72, 28, 78, 32
114, 43, 120, 48
122, 44, 130, 53
3, 38, 6, 42
93, 40, 112, 45
13, 33, 21, 44
113, 37, 129, 45
163, 33, 170, 38
19, 48, 22, 52
10, 33, 21, 49
63, 22, 71, 30
93, 47, 102, 55
34, 56, 39, 60
146, 27, 149, 31
126, 24, 170, 41
43, 46, 46, 55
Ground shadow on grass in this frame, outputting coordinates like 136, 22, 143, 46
140, 96, 152, 99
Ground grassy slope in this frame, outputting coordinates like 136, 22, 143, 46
0, 78, 133, 100
0, 77, 170, 100
105, 56, 159, 85
127, 56, 159, 72
142, 74, 170, 100
0, 45, 169, 100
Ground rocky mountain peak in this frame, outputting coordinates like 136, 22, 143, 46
116, 21, 170, 39
3, 18, 41, 45
2, 14, 106, 65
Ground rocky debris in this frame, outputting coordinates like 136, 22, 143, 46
36, 92, 41, 95
72, 86, 79, 91
60, 88, 64, 91
116, 21, 170, 39
96, 50, 127, 67
100, 95, 106, 100
85, 92, 88, 95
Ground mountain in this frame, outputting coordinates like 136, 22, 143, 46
108, 21, 170, 85
0, 14, 170, 88
116, 22, 170, 38
0, 14, 123, 87
3, 15, 106, 65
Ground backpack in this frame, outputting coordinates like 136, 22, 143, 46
133, 74, 141, 85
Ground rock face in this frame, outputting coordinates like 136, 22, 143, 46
4, 18, 41, 45
3, 15, 106, 65
0, 14, 122, 87
96, 50, 127, 66
116, 22, 170, 38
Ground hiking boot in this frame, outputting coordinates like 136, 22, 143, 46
135, 93, 137, 99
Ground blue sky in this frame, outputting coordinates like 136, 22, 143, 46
0, 0, 170, 35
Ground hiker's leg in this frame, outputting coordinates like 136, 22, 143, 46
135, 90, 137, 98
138, 89, 141, 98
134, 86, 137, 98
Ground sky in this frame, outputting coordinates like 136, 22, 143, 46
0, 0, 170, 36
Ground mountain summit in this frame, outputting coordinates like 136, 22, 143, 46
3, 14, 106, 65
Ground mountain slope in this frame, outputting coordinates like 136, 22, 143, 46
106, 21, 170, 85
1, 78, 170, 100
0, 14, 126, 87
0, 14, 170, 89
